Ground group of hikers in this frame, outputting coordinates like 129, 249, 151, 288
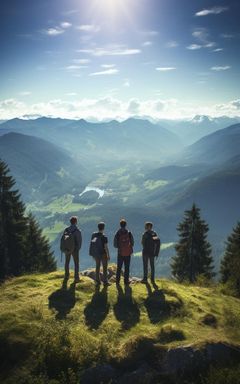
60, 216, 161, 286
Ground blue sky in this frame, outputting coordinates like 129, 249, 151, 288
0, 0, 240, 120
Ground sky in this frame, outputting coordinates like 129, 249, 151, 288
0, 0, 240, 120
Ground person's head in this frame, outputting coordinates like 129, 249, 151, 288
145, 221, 153, 231
98, 222, 105, 232
120, 218, 127, 229
70, 216, 78, 225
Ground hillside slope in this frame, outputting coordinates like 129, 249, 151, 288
0, 270, 240, 383
0, 132, 87, 202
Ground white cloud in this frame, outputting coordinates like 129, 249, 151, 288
187, 44, 202, 50
142, 41, 153, 47
156, 67, 176, 71
220, 33, 234, 39
72, 59, 91, 64
195, 6, 229, 17
211, 65, 231, 71
43, 27, 65, 36
213, 48, 223, 52
140, 30, 158, 36
76, 24, 100, 32
60, 21, 72, 29
101, 64, 116, 68
1, 97, 240, 121
19, 91, 32, 96
78, 45, 141, 56
166, 41, 179, 48
89, 68, 119, 76
66, 92, 78, 96
64, 65, 88, 71
123, 79, 130, 87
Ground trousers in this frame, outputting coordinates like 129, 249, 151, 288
65, 250, 79, 278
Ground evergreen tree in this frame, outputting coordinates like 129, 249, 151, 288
24, 214, 56, 273
171, 203, 214, 282
220, 222, 240, 295
0, 160, 56, 280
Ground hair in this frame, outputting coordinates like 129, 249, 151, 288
145, 221, 153, 229
70, 216, 78, 225
120, 218, 127, 228
98, 222, 105, 231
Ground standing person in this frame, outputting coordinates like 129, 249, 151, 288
114, 219, 134, 285
60, 216, 82, 283
141, 222, 160, 285
89, 222, 111, 287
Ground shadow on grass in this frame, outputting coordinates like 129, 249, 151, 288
144, 283, 183, 324
48, 279, 76, 320
113, 285, 140, 330
84, 285, 110, 330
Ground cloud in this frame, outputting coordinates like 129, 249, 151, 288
78, 45, 141, 56
187, 28, 216, 50
76, 24, 100, 32
42, 27, 65, 36
212, 48, 223, 52
72, 59, 91, 64
187, 44, 202, 50
220, 33, 235, 39
156, 67, 176, 71
89, 68, 119, 76
195, 6, 229, 17
123, 79, 130, 87
60, 21, 72, 29
19, 91, 32, 96
166, 41, 179, 48
64, 65, 88, 71
140, 30, 158, 36
1, 97, 240, 121
101, 64, 116, 68
142, 41, 153, 47
211, 65, 231, 71
65, 92, 78, 96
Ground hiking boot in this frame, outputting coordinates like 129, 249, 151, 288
74, 276, 80, 283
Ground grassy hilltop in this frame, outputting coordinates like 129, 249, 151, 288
0, 270, 240, 383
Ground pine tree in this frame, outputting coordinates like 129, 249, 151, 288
171, 203, 214, 282
0, 160, 56, 280
0, 160, 27, 278
24, 214, 56, 273
220, 222, 240, 295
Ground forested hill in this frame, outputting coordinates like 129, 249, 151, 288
0, 270, 240, 384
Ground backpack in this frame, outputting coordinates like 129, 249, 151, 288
144, 232, 161, 257
118, 231, 133, 256
60, 229, 76, 254
89, 234, 104, 258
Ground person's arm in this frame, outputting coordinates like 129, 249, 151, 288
129, 231, 134, 247
141, 233, 145, 248
104, 236, 110, 260
75, 230, 82, 250
113, 232, 118, 248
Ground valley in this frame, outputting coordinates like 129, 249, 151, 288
1, 116, 240, 277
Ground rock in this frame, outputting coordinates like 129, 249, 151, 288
81, 364, 116, 384
116, 363, 159, 384
81, 268, 115, 282
161, 345, 206, 377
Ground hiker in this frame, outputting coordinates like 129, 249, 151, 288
60, 216, 82, 283
141, 222, 161, 285
89, 222, 111, 286
114, 219, 134, 285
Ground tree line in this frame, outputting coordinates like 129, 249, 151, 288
0, 159, 239, 296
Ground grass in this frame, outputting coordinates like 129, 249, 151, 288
144, 179, 169, 190
27, 194, 92, 215
0, 271, 240, 383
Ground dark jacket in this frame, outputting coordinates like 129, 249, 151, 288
142, 229, 157, 256
65, 224, 82, 251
